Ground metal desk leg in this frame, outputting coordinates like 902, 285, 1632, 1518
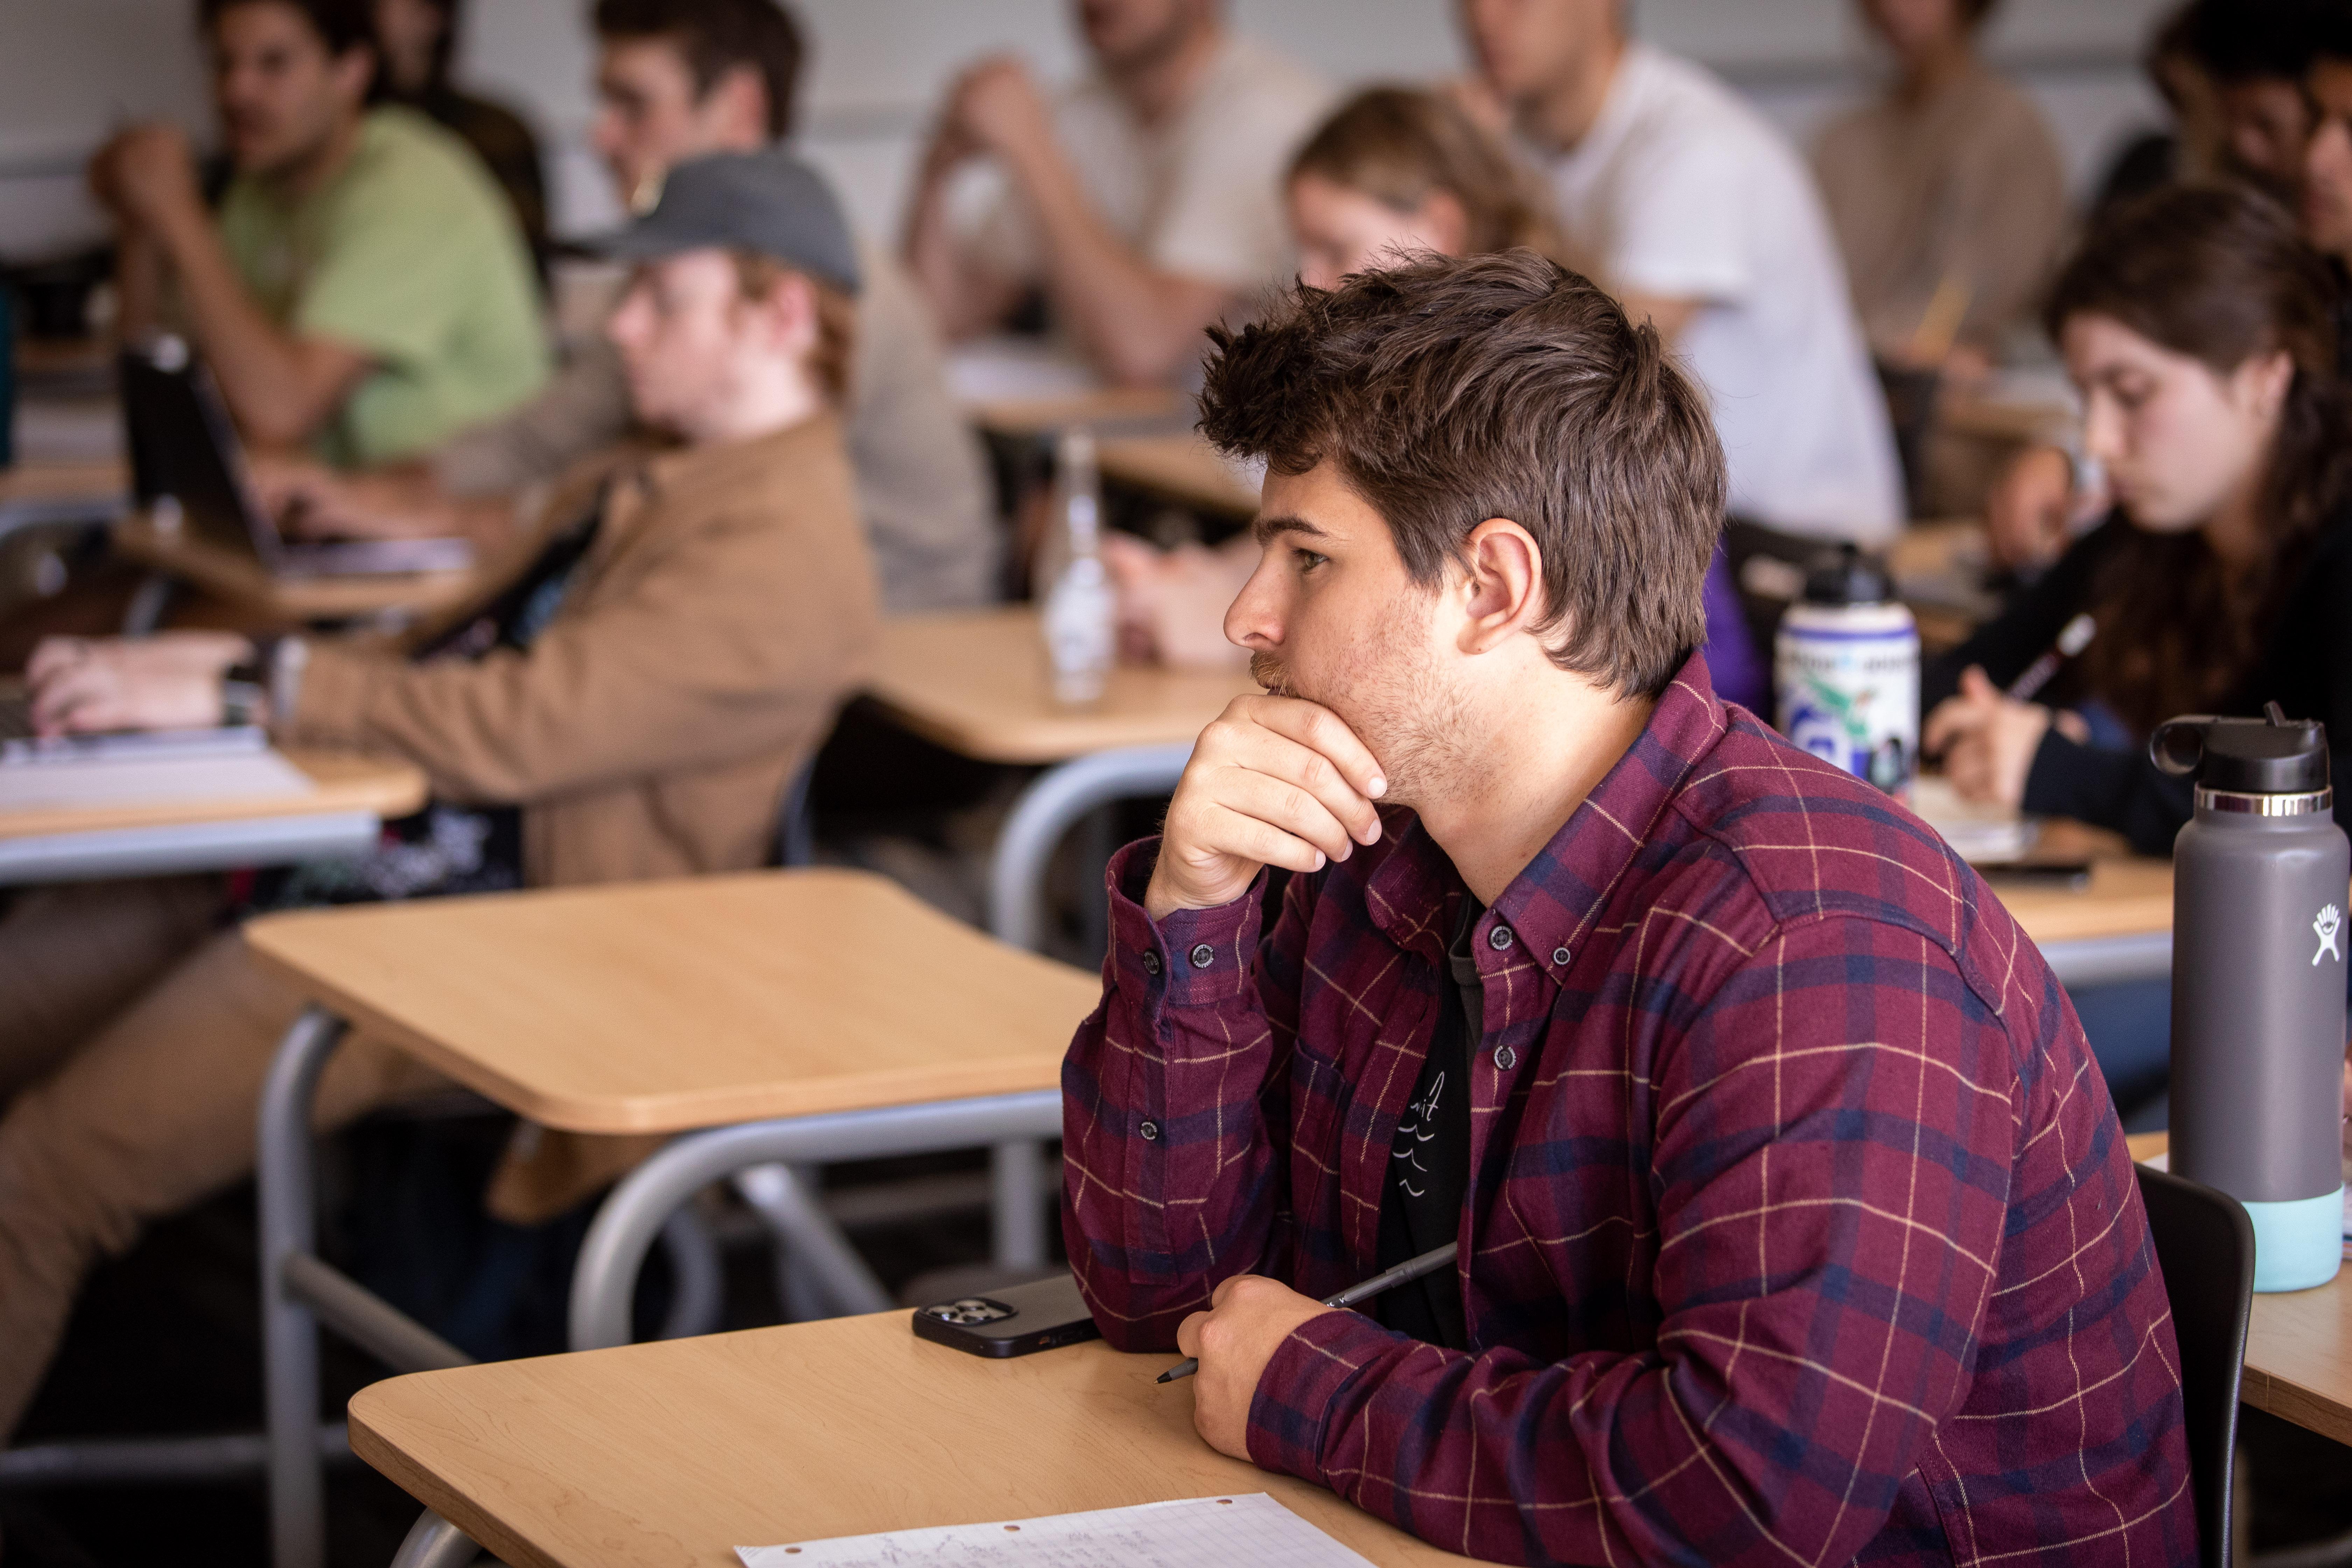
258, 1005, 349, 1568
391, 1509, 478, 1568
569, 1092, 1062, 1351
984, 744, 1190, 1270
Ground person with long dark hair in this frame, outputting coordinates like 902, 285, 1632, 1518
1925, 181, 2352, 1115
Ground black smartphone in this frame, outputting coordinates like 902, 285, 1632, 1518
1976, 861, 2094, 889
912, 1273, 1102, 1359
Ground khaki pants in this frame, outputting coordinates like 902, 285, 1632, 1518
0, 878, 445, 1441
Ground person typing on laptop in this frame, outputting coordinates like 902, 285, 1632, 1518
0, 150, 877, 1443
88, 0, 548, 469
1060, 253, 2193, 1562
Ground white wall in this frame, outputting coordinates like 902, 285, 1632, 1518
0, 0, 2173, 262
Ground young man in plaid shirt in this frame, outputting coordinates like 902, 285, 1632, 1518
1060, 252, 2194, 1564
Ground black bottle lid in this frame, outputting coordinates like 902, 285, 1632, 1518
2150, 706, 2331, 794
1801, 544, 1894, 607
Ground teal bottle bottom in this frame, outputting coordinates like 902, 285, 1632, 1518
2247, 1187, 2345, 1293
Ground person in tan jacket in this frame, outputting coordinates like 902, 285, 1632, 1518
0, 149, 878, 1440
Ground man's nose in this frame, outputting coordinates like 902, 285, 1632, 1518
1222, 553, 1283, 650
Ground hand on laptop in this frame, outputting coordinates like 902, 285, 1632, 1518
1145, 694, 1386, 922
26, 632, 251, 737
249, 455, 455, 541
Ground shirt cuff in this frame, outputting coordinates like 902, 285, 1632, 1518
271, 642, 374, 746
1102, 838, 1265, 1008
1245, 1308, 1402, 1486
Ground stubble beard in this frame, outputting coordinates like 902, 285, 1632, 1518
1250, 617, 1471, 810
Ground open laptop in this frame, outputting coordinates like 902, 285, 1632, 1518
118, 336, 475, 579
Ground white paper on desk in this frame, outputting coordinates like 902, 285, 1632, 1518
1910, 776, 2039, 864
946, 338, 1104, 406
736, 1492, 1376, 1568
0, 749, 314, 812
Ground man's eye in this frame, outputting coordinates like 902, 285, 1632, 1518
1293, 549, 1329, 572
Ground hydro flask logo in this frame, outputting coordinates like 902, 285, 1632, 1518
2316, 904, 2344, 966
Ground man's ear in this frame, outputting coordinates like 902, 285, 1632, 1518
752, 271, 821, 359
1456, 518, 1545, 655
333, 44, 378, 107
706, 63, 771, 143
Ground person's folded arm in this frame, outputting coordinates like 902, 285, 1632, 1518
279, 505, 872, 802
2021, 731, 2191, 856
1063, 840, 1314, 1349
1244, 914, 2016, 1566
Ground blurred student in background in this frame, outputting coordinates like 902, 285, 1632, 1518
1925, 185, 2352, 1119
1988, 0, 2339, 573
902, 0, 1331, 386
268, 0, 997, 612
1101, 84, 1772, 708
89, 0, 547, 467
373, 0, 550, 269
1812, 0, 2067, 381
1458, 0, 1905, 553
0, 151, 880, 1442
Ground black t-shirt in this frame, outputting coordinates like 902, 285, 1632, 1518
1375, 895, 1482, 1350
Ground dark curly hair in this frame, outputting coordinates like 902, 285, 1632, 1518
1199, 250, 1722, 700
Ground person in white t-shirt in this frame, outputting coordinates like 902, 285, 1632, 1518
1459, 0, 1904, 546
902, 0, 1330, 386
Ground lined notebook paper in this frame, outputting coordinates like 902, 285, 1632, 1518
736, 1492, 1377, 1568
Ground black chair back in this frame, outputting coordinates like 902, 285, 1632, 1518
2137, 1162, 2255, 1567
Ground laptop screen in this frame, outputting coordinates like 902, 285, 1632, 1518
118, 341, 279, 567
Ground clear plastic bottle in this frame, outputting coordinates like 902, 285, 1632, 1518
1040, 426, 1114, 707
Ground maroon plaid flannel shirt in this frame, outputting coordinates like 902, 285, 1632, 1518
1062, 652, 2193, 1566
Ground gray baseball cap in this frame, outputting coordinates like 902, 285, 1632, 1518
588, 150, 861, 296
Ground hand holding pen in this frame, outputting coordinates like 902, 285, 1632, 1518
1158, 1242, 1458, 1383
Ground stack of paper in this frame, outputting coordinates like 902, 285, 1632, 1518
738, 1492, 1377, 1568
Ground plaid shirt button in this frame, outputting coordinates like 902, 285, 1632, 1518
1552, 946, 1571, 966
1140, 1120, 1159, 1141
1141, 950, 1161, 976
1493, 1044, 1517, 1071
1189, 943, 1216, 968
1488, 924, 1514, 951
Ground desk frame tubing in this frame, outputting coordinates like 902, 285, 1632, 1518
2042, 931, 2173, 989
569, 1089, 1063, 1351
390, 1510, 478, 1568
984, 744, 1189, 1271
260, 1005, 348, 1568
0, 811, 382, 887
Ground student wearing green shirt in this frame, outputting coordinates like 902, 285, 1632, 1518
89, 0, 547, 467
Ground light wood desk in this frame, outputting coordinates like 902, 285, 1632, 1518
0, 455, 127, 530
351, 1309, 1469, 1568
0, 747, 425, 886
967, 385, 1185, 439
244, 869, 1101, 1568
1990, 857, 2172, 948
869, 606, 1252, 767
244, 869, 1098, 1134
2129, 1133, 2352, 1448
1099, 431, 1260, 517
112, 515, 479, 624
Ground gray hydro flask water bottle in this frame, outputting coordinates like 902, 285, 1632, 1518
2156, 707, 2348, 1292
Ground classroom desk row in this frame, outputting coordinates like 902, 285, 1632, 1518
338, 1130, 2352, 1568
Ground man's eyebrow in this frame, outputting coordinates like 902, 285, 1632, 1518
1251, 513, 1328, 546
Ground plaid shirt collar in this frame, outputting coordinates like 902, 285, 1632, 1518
1358, 653, 1729, 976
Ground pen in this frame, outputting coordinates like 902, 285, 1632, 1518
2005, 613, 2095, 704
1155, 1241, 1458, 1384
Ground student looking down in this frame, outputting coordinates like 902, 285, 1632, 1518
1059, 252, 2191, 1564
90, 0, 548, 467
0, 151, 878, 1443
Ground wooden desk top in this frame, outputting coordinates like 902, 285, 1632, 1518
0, 456, 126, 512
0, 747, 425, 842
112, 516, 479, 623
1098, 432, 1260, 517
2129, 1133, 2352, 1446
970, 386, 1185, 437
869, 607, 1253, 765
351, 1309, 1469, 1568
244, 869, 1101, 1134
1987, 857, 2173, 948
